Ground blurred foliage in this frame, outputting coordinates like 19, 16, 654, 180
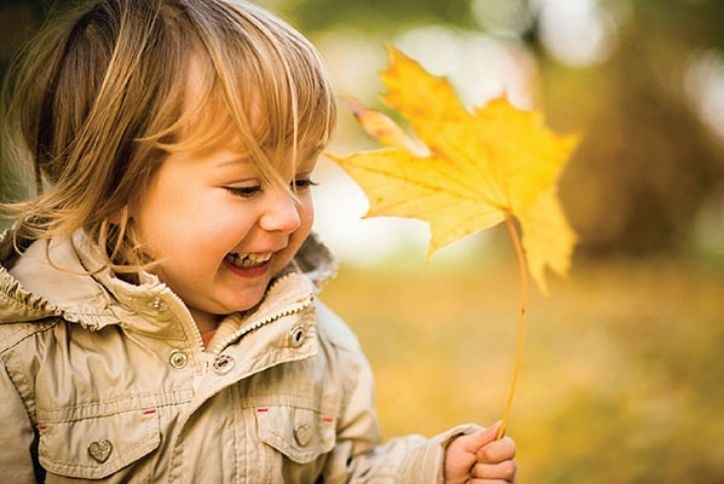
323, 259, 724, 483
548, 38, 722, 255
283, 0, 478, 33
282, 0, 724, 257
632, 0, 724, 48
540, 2, 724, 255
2, 0, 724, 254
0, 0, 46, 221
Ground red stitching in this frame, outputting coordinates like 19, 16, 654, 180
257, 408, 269, 413
143, 409, 157, 415
38, 424, 47, 431
323, 417, 334, 423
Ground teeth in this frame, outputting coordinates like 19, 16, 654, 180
248, 252, 272, 263
225, 252, 273, 268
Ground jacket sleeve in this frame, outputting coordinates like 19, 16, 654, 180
319, 330, 481, 483
331, 350, 481, 482
0, 358, 37, 483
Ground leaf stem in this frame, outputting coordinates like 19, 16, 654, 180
498, 211, 528, 440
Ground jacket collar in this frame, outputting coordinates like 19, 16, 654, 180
0, 228, 337, 331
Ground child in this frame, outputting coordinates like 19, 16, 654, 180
0, 0, 516, 482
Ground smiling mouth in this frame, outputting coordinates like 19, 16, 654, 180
225, 252, 274, 268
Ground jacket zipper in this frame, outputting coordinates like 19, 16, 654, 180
160, 271, 315, 356
210, 295, 313, 356
164, 290, 206, 355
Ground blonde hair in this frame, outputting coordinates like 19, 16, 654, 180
0, 0, 336, 271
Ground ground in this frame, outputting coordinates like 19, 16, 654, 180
322, 255, 724, 483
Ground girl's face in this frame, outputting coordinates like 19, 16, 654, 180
130, 146, 317, 331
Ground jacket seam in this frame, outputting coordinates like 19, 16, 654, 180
311, 327, 365, 422
0, 319, 59, 355
191, 346, 318, 419
1, 358, 36, 426
338, 355, 362, 423
239, 394, 337, 409
38, 389, 188, 412
0, 288, 108, 317
323, 339, 363, 357
231, 385, 241, 483
37, 392, 193, 421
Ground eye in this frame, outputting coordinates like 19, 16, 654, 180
292, 178, 318, 190
225, 184, 262, 198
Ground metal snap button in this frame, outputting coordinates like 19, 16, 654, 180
288, 325, 306, 348
212, 354, 235, 375
294, 424, 312, 447
169, 349, 188, 369
149, 297, 166, 311
88, 439, 113, 463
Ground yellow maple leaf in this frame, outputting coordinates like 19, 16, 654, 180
329, 47, 579, 294
329, 47, 581, 438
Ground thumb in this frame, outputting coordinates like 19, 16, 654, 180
460, 420, 502, 452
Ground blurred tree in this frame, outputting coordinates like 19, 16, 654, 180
281, 0, 724, 255
549, 29, 724, 254
2, 0, 723, 254
0, 0, 47, 216
543, 1, 724, 254
281, 0, 478, 33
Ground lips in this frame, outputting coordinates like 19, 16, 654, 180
224, 257, 271, 278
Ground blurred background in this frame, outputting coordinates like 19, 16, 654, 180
1, 0, 723, 481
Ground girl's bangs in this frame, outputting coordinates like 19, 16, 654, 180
139, 9, 336, 178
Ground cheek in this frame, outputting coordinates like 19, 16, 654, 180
298, 198, 314, 235
285, 200, 314, 254
138, 195, 239, 260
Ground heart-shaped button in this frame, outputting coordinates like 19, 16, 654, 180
88, 440, 113, 463
294, 424, 312, 447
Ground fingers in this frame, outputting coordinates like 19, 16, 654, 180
458, 421, 502, 453
464, 479, 511, 484
476, 436, 516, 463
470, 460, 517, 482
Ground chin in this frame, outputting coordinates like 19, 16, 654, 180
228, 292, 267, 312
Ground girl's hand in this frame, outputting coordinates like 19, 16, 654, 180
444, 421, 517, 483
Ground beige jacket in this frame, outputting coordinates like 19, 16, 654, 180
0, 229, 476, 483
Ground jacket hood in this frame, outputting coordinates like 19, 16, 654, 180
0, 228, 337, 328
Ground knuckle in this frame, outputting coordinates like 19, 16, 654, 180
477, 447, 492, 462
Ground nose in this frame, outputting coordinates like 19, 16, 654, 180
259, 188, 301, 233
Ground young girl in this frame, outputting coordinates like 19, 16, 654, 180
0, 0, 516, 482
